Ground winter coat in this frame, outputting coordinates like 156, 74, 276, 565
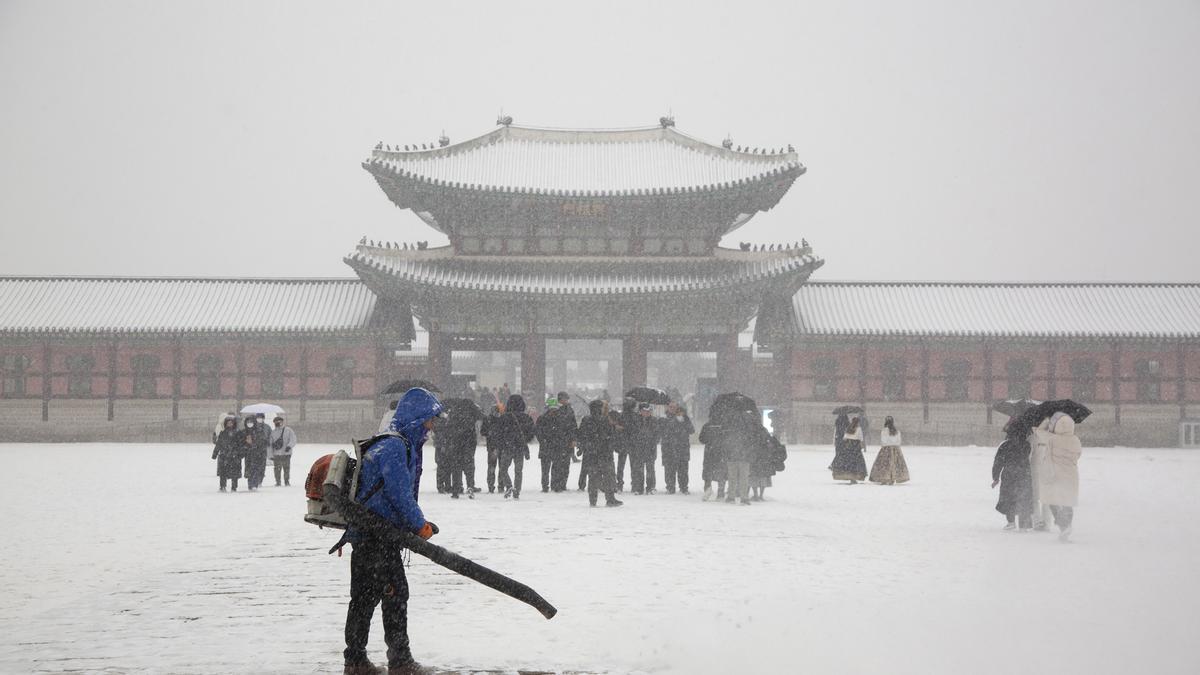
355, 388, 444, 535
751, 427, 787, 479
481, 407, 502, 455
659, 414, 694, 464
212, 426, 242, 479
269, 425, 297, 457
1033, 413, 1082, 507
992, 433, 1034, 517
723, 411, 760, 463
535, 406, 577, 459
699, 421, 727, 480
626, 414, 661, 462
489, 395, 536, 460
577, 413, 614, 463
434, 403, 482, 469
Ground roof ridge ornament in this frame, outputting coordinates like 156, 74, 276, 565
659, 115, 675, 128
497, 114, 513, 126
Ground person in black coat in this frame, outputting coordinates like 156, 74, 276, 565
240, 415, 269, 491
442, 400, 485, 498
699, 418, 728, 501
627, 403, 662, 495
480, 403, 504, 493
491, 394, 536, 499
535, 394, 577, 493
992, 419, 1035, 530
211, 415, 241, 491
611, 398, 636, 492
660, 402, 694, 495
577, 399, 623, 507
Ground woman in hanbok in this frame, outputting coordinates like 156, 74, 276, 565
830, 416, 867, 483
869, 416, 910, 485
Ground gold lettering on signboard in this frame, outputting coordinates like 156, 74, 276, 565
560, 201, 608, 217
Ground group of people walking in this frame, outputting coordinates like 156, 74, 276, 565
698, 405, 788, 504
211, 413, 297, 491
829, 413, 911, 485
992, 411, 1082, 541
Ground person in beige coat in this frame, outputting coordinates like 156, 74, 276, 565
1031, 412, 1082, 542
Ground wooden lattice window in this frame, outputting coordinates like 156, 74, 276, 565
195, 354, 222, 399
943, 359, 971, 401
1, 354, 30, 396
881, 358, 907, 401
1136, 359, 1162, 402
1006, 359, 1033, 399
812, 357, 838, 400
131, 354, 161, 398
328, 355, 357, 398
66, 354, 95, 397
1071, 359, 1098, 401
259, 355, 286, 398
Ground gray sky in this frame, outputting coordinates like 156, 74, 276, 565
1, 0, 1198, 282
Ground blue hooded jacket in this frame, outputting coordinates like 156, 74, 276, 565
355, 388, 443, 534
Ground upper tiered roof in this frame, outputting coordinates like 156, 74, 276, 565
365, 122, 804, 196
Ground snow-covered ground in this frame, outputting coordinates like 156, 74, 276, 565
1, 443, 1197, 675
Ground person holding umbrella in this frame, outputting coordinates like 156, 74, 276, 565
830, 416, 867, 484
1031, 411, 1083, 542
992, 418, 1035, 531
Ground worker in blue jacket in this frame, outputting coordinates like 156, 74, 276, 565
344, 387, 444, 675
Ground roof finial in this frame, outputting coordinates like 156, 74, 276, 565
404, 144, 409, 151
497, 110, 513, 126
439, 131, 450, 147
722, 135, 733, 149
787, 143, 795, 153
659, 114, 675, 128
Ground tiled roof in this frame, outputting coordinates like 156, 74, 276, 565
346, 244, 823, 296
786, 282, 1200, 339
364, 124, 804, 196
0, 277, 381, 334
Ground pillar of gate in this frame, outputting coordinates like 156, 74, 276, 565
428, 331, 453, 393
521, 334, 546, 407
622, 335, 647, 392
715, 333, 740, 393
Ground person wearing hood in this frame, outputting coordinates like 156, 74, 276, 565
446, 400, 485, 498
576, 399, 623, 507
992, 419, 1035, 531
535, 392, 577, 493
1031, 412, 1083, 542
698, 415, 728, 501
660, 402, 694, 495
211, 415, 242, 492
343, 387, 444, 675
491, 394, 536, 499
239, 415, 269, 491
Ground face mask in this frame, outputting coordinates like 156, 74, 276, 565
247, 422, 255, 427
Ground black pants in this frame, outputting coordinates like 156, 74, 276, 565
551, 453, 571, 491
499, 454, 525, 495
1049, 505, 1074, 530
663, 455, 689, 493
578, 455, 588, 490
435, 452, 451, 493
615, 451, 628, 489
219, 476, 239, 491
540, 456, 553, 491
450, 457, 477, 495
272, 455, 291, 485
486, 447, 499, 491
630, 455, 656, 493
585, 456, 617, 506
344, 538, 411, 667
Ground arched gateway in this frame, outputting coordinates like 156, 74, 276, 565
351, 120, 823, 405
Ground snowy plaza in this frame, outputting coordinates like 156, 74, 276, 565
2, 442, 1198, 675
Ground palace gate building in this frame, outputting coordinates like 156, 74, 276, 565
2, 118, 1199, 445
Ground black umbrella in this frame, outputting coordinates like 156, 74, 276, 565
831, 405, 865, 416
625, 386, 670, 405
992, 398, 1042, 418
441, 397, 483, 421
381, 379, 441, 396
710, 392, 759, 422
1017, 399, 1093, 428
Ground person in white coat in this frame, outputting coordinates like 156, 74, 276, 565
269, 415, 298, 486
1031, 412, 1082, 541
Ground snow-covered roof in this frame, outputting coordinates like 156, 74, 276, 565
0, 277, 382, 334
786, 282, 1200, 339
364, 123, 804, 196
345, 243, 823, 296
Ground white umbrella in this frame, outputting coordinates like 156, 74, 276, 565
240, 402, 285, 416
